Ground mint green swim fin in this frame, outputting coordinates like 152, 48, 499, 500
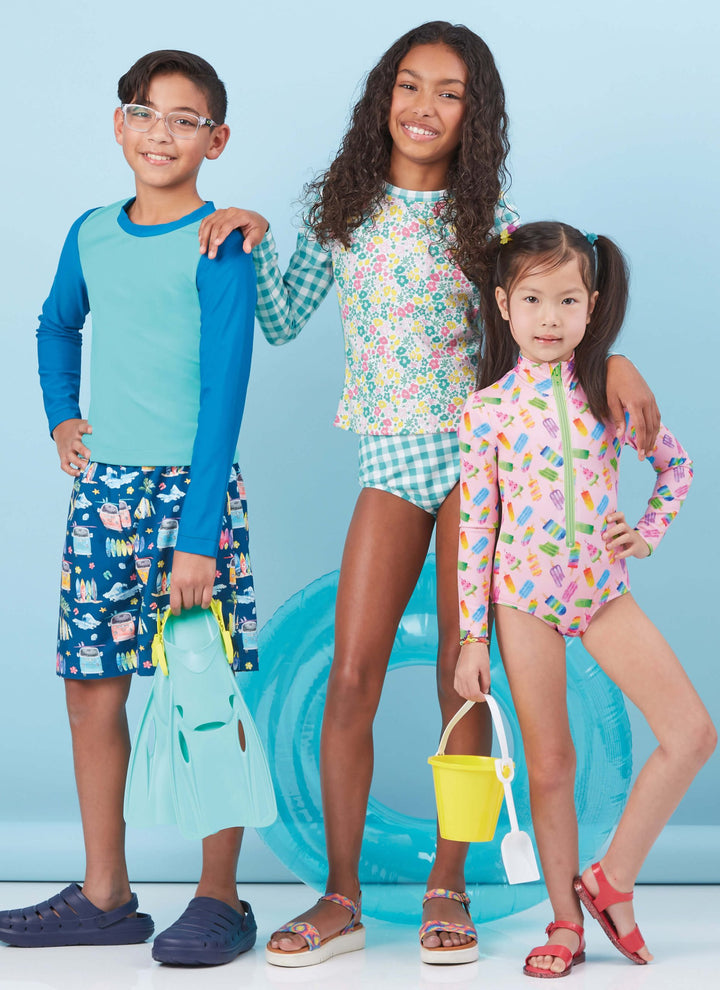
124, 601, 276, 840
124, 649, 177, 828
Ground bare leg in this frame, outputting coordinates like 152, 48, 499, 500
494, 607, 584, 975
196, 828, 245, 912
66, 676, 133, 911
269, 488, 435, 951
422, 483, 492, 948
578, 593, 716, 961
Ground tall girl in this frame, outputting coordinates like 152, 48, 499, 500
200, 23, 659, 966
455, 222, 715, 977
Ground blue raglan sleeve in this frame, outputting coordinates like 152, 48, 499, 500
177, 230, 256, 556
36, 210, 95, 435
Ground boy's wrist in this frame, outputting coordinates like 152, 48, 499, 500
175, 533, 221, 558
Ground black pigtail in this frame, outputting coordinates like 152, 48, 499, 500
574, 235, 629, 421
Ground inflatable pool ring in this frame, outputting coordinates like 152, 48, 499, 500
241, 556, 632, 924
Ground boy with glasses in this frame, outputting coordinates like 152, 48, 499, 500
0, 51, 258, 966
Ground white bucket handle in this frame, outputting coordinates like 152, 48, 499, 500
436, 696, 509, 763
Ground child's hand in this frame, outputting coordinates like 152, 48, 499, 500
606, 355, 660, 460
169, 551, 217, 614
198, 209, 269, 259
603, 511, 651, 559
454, 642, 491, 702
53, 418, 92, 477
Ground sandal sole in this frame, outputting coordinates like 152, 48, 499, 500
573, 877, 646, 965
152, 938, 255, 966
420, 943, 479, 965
524, 952, 585, 979
0, 916, 154, 948
265, 925, 365, 967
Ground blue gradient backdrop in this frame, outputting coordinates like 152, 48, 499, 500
0, 0, 717, 882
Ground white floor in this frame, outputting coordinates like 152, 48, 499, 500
0, 882, 716, 990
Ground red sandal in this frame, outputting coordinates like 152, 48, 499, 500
523, 920, 585, 979
573, 862, 647, 965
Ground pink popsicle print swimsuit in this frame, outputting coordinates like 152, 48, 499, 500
458, 354, 693, 640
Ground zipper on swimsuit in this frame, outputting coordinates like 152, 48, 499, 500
551, 363, 575, 546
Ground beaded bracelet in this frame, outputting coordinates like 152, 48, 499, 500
460, 634, 488, 647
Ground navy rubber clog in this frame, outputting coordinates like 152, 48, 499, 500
0, 883, 154, 947
152, 897, 257, 965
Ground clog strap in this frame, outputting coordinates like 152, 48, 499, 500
588, 862, 633, 912
93, 892, 140, 929
320, 892, 361, 934
274, 921, 321, 950
419, 920, 477, 942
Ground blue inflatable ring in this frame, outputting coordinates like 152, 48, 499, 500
241, 556, 632, 924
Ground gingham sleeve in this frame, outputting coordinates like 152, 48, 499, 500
458, 395, 501, 643
493, 195, 520, 236
251, 227, 334, 345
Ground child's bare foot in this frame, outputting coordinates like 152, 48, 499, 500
526, 923, 584, 976
420, 892, 475, 949
577, 861, 653, 963
267, 892, 360, 953
419, 888, 478, 965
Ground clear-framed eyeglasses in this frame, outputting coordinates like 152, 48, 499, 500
120, 103, 217, 139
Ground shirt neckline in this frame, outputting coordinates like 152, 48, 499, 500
516, 352, 576, 385
117, 200, 215, 237
384, 183, 447, 204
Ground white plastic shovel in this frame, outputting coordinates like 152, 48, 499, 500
446, 696, 540, 885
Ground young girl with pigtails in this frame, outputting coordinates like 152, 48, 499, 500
455, 221, 715, 977
200, 22, 659, 968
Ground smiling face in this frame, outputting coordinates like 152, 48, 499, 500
387, 42, 467, 190
495, 256, 598, 365
113, 72, 229, 204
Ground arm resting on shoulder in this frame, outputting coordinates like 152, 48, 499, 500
606, 355, 661, 457
252, 227, 334, 345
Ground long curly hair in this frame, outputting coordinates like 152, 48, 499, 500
305, 21, 510, 283
478, 222, 630, 422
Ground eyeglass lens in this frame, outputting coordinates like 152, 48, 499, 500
124, 105, 202, 138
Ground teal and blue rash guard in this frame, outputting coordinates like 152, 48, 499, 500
37, 199, 256, 557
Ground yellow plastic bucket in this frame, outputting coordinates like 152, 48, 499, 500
428, 698, 516, 843
428, 753, 505, 842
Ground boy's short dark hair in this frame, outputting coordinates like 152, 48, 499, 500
118, 50, 227, 124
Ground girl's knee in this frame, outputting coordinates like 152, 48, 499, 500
661, 707, 717, 769
326, 659, 384, 722
527, 747, 576, 794
686, 714, 717, 767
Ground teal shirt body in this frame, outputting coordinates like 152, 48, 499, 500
37, 200, 256, 556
